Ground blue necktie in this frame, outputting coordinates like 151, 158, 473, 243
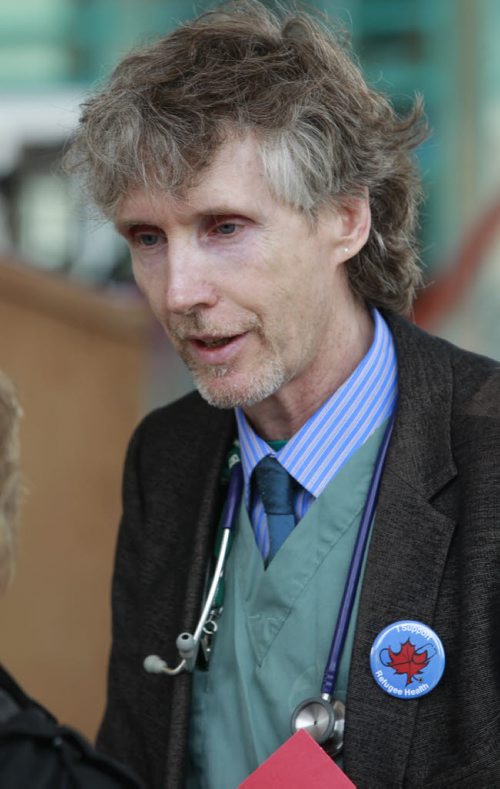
253, 456, 296, 562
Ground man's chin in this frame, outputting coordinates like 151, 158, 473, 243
192, 367, 286, 410
194, 379, 260, 410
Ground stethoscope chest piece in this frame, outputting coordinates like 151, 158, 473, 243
291, 696, 345, 754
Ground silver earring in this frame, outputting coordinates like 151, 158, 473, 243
343, 247, 350, 254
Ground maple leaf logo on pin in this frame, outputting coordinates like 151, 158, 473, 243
386, 638, 430, 685
371, 621, 445, 699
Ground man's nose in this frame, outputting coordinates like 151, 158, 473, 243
164, 243, 218, 315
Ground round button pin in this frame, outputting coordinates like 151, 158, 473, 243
370, 620, 445, 699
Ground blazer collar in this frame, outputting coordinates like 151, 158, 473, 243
385, 313, 457, 497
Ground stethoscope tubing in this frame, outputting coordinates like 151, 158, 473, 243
191, 460, 244, 644
143, 460, 244, 676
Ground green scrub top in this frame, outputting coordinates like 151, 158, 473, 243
187, 420, 387, 789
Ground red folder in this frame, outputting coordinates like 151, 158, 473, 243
239, 730, 355, 787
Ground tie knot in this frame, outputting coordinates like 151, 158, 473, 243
253, 455, 295, 516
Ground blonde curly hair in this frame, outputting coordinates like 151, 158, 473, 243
0, 371, 22, 595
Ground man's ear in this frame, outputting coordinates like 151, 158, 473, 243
329, 190, 371, 264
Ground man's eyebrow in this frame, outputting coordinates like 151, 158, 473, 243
114, 205, 249, 229
199, 204, 246, 215
113, 218, 159, 232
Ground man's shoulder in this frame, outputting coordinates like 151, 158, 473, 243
129, 389, 235, 460
389, 313, 500, 418
141, 389, 226, 430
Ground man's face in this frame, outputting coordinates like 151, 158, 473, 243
116, 136, 361, 412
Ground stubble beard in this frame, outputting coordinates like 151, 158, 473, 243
169, 315, 289, 409
191, 355, 288, 409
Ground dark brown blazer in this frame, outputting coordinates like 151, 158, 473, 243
97, 315, 500, 788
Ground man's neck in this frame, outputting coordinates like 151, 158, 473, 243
243, 305, 374, 441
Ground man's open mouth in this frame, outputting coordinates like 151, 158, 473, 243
199, 338, 232, 348
193, 334, 242, 349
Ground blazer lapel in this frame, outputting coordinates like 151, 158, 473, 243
344, 317, 457, 785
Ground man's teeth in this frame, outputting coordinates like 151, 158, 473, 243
203, 337, 231, 347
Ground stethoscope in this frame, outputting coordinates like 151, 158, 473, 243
144, 415, 394, 755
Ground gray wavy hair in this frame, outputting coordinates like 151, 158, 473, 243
66, 0, 429, 314
0, 371, 22, 595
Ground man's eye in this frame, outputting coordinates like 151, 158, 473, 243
137, 232, 162, 247
215, 223, 237, 235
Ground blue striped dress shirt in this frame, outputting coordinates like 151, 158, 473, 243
235, 308, 398, 559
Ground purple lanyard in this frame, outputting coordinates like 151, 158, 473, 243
321, 414, 395, 696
